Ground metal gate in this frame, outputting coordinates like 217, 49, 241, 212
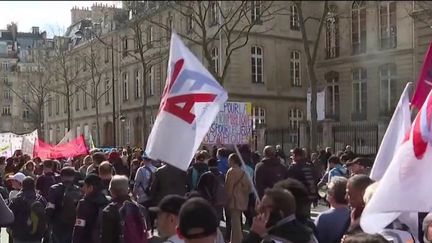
265, 128, 300, 154
332, 123, 378, 156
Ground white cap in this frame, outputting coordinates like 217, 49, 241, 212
8, 172, 26, 183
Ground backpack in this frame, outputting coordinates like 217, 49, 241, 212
14, 194, 47, 240
118, 200, 148, 243
191, 167, 208, 191
58, 184, 82, 225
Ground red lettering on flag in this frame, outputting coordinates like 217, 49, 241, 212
163, 93, 216, 124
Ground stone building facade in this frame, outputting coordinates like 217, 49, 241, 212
43, 1, 320, 149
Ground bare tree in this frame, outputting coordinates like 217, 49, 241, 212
77, 38, 112, 146
294, 1, 328, 151
46, 37, 82, 130
407, 1, 432, 29
10, 58, 51, 134
148, 1, 281, 84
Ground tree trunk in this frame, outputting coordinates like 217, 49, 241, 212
95, 97, 101, 147
66, 93, 71, 131
142, 64, 148, 148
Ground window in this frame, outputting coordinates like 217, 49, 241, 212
75, 87, 80, 111
3, 76, 9, 85
49, 128, 53, 143
55, 126, 60, 143
166, 16, 173, 37
290, 5, 300, 30
124, 119, 131, 145
150, 115, 155, 128
290, 51, 301, 86
123, 72, 129, 101
83, 56, 87, 71
251, 46, 264, 83
1, 62, 8, 71
83, 86, 88, 110
352, 68, 367, 117
186, 14, 194, 33
23, 93, 29, 104
2, 106, 11, 116
379, 1, 397, 49
84, 124, 90, 139
147, 26, 153, 46
48, 94, 53, 116
3, 89, 11, 100
252, 106, 265, 129
122, 37, 128, 57
289, 108, 303, 129
75, 58, 79, 74
352, 1, 366, 55
135, 70, 142, 99
104, 46, 109, 63
380, 63, 397, 114
326, 6, 339, 58
23, 108, 29, 119
211, 47, 219, 75
325, 71, 340, 119
55, 94, 60, 114
148, 66, 155, 96
105, 77, 110, 105
209, 2, 218, 26
251, 1, 262, 24
76, 125, 81, 136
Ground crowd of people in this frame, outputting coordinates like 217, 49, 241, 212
0, 144, 427, 243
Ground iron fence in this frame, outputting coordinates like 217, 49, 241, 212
332, 123, 378, 156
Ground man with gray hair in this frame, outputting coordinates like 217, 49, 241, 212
315, 176, 350, 243
101, 175, 148, 242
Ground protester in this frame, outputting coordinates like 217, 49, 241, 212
36, 160, 58, 199
22, 160, 36, 178
0, 156, 6, 179
9, 176, 47, 243
423, 213, 432, 243
7, 172, 26, 200
150, 195, 187, 243
275, 144, 287, 165
87, 152, 106, 175
72, 174, 110, 243
345, 174, 373, 235
216, 148, 229, 176
177, 197, 219, 243
99, 161, 114, 196
225, 153, 252, 243
346, 157, 370, 177
108, 151, 129, 176
46, 167, 82, 243
274, 178, 317, 237
79, 155, 92, 177
150, 163, 187, 207
186, 150, 209, 192
342, 233, 389, 243
318, 156, 347, 188
129, 158, 140, 190
101, 175, 148, 243
243, 188, 315, 243
287, 147, 318, 207
0, 194, 14, 226
255, 145, 289, 198
315, 176, 350, 243
133, 156, 157, 207
196, 158, 226, 221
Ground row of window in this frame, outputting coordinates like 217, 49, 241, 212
326, 63, 398, 120
326, 1, 397, 59
252, 107, 303, 130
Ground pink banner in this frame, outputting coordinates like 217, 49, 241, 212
412, 42, 432, 109
34, 135, 89, 159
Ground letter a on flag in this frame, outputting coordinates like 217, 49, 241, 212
145, 32, 228, 171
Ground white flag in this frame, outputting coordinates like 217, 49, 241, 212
370, 82, 412, 181
361, 90, 432, 234
145, 32, 228, 171
58, 129, 73, 145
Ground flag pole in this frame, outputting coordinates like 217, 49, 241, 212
234, 144, 260, 203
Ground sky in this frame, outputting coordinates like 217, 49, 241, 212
0, 1, 122, 37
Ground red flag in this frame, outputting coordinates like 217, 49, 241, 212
34, 135, 89, 159
411, 42, 432, 109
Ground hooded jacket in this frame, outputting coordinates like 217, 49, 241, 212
255, 158, 289, 198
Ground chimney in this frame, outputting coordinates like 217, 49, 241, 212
32, 26, 39, 34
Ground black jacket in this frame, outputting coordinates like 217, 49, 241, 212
242, 217, 314, 243
72, 190, 110, 243
150, 164, 187, 205
255, 158, 289, 199
186, 162, 209, 192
